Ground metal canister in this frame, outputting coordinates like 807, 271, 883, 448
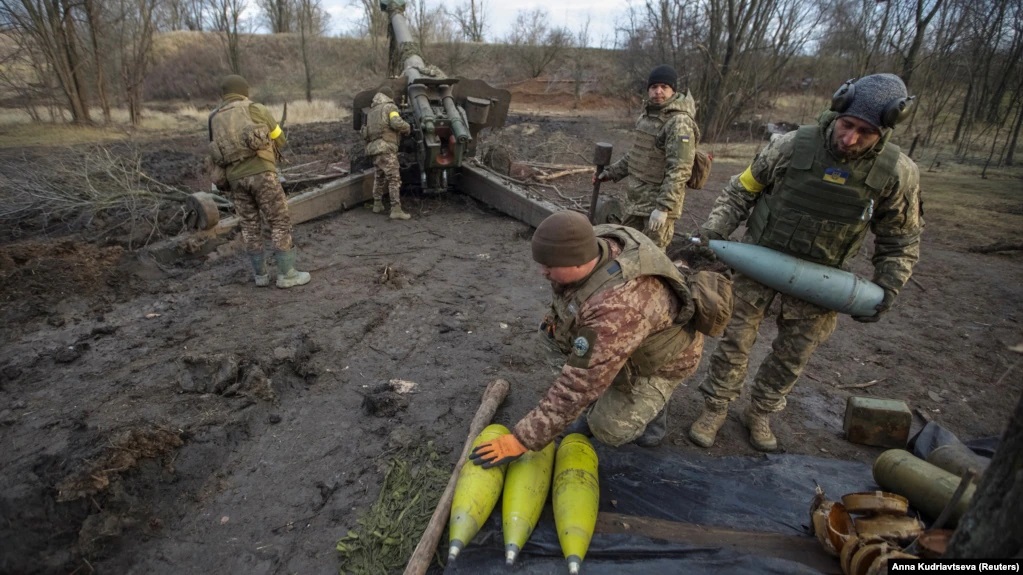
872, 449, 975, 526
925, 443, 989, 479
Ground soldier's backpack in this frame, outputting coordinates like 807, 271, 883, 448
687, 149, 713, 189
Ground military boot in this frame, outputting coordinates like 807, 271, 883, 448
390, 205, 411, 220
742, 405, 778, 452
635, 403, 668, 447
688, 400, 728, 448
274, 248, 311, 289
248, 252, 270, 287
372, 199, 385, 213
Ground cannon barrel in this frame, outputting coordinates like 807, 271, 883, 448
352, 0, 511, 191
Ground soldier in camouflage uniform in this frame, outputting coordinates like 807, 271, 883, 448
364, 88, 413, 220
597, 65, 699, 249
469, 211, 709, 468
208, 75, 310, 289
688, 73, 923, 452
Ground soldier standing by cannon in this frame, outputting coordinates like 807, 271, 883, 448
364, 87, 413, 221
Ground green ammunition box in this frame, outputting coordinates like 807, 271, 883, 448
843, 397, 912, 448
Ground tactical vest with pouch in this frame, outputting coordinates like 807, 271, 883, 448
209, 98, 275, 166
747, 125, 900, 266
547, 226, 699, 380
364, 101, 401, 156
628, 108, 680, 186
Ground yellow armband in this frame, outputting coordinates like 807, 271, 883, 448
269, 125, 283, 140
739, 166, 765, 193
388, 111, 400, 120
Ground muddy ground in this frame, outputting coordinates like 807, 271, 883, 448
1, 109, 1022, 574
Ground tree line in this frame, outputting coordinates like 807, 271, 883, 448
2, 0, 1022, 166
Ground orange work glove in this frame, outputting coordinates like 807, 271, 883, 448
469, 433, 528, 469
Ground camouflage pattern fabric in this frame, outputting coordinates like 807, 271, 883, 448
228, 171, 294, 253
702, 113, 922, 296
512, 241, 705, 450
372, 153, 402, 207
211, 95, 286, 183
698, 273, 837, 413
604, 91, 699, 221
620, 213, 677, 249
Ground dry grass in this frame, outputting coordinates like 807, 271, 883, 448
0, 99, 349, 148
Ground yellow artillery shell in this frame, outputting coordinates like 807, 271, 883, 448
447, 423, 510, 561
502, 441, 556, 565
553, 433, 599, 575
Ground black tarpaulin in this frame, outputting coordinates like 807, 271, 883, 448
445, 443, 876, 574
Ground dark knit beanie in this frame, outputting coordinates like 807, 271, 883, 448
647, 65, 678, 91
221, 75, 250, 97
531, 211, 599, 268
378, 86, 394, 100
840, 73, 908, 130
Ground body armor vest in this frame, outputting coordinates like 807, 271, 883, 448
628, 107, 685, 186
209, 99, 274, 166
548, 225, 697, 376
747, 125, 900, 266
365, 102, 400, 147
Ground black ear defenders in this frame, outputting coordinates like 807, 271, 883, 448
830, 77, 916, 129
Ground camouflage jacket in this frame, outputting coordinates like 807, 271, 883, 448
604, 91, 700, 218
209, 94, 286, 182
512, 238, 704, 451
702, 113, 922, 295
364, 92, 411, 156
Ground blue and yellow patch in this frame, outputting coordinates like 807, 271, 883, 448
823, 167, 850, 184
566, 326, 597, 368
680, 135, 691, 142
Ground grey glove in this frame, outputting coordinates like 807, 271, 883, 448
852, 288, 896, 323
592, 170, 611, 184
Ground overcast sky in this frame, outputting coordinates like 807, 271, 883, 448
321, 0, 631, 48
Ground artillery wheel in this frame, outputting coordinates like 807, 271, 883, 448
185, 192, 221, 231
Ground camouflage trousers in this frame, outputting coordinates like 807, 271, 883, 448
699, 273, 838, 413
228, 171, 294, 253
621, 213, 677, 249
372, 153, 402, 207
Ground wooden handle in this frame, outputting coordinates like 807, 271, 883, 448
403, 378, 511, 575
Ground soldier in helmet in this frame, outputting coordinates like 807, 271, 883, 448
468, 211, 732, 469
207, 74, 311, 289
688, 73, 923, 452
364, 87, 413, 220
596, 64, 700, 249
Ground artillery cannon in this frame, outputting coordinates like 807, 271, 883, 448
352, 0, 511, 192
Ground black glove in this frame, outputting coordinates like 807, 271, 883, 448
852, 288, 896, 323
686, 230, 721, 262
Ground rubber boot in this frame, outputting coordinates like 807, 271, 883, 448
249, 252, 270, 287
372, 199, 385, 213
274, 249, 311, 288
390, 205, 411, 220
688, 400, 728, 448
742, 406, 778, 452
634, 403, 668, 447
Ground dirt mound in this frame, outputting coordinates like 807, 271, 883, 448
0, 240, 128, 323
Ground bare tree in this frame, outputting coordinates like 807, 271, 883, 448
946, 381, 1023, 558
506, 8, 572, 79
257, 0, 294, 33
82, 0, 112, 123
297, 0, 329, 101
112, 0, 158, 125
208, 0, 246, 74
0, 0, 93, 123
451, 0, 485, 42
353, 0, 389, 73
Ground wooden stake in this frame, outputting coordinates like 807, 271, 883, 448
403, 378, 511, 575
